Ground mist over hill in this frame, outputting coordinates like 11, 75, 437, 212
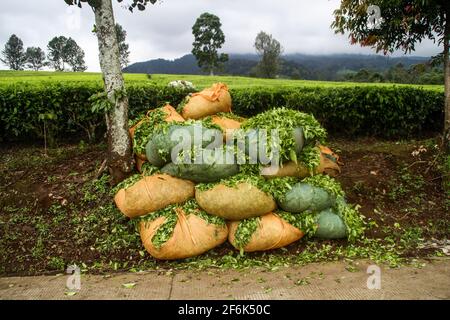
123, 53, 430, 81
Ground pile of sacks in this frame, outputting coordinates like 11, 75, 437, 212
114, 82, 364, 260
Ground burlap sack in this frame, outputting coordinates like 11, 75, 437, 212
114, 174, 195, 218
261, 145, 341, 178
130, 105, 185, 161
228, 213, 304, 252
211, 115, 242, 141
181, 83, 232, 119
140, 208, 228, 260
196, 183, 276, 220
160, 104, 185, 123
316, 145, 342, 177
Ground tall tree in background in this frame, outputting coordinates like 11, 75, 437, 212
331, 0, 450, 153
254, 31, 283, 79
192, 12, 228, 76
64, 38, 87, 72
116, 23, 130, 69
64, 0, 159, 184
47, 36, 86, 71
25, 47, 47, 71
47, 36, 68, 71
1, 34, 26, 70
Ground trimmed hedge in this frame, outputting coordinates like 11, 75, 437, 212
231, 86, 444, 137
0, 82, 190, 142
0, 82, 444, 142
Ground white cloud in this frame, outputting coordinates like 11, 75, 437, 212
0, 0, 442, 71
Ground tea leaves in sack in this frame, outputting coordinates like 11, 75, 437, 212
131, 105, 185, 160
274, 173, 349, 213
228, 212, 306, 253
196, 173, 276, 221
261, 145, 341, 178
241, 108, 326, 168
278, 183, 336, 213
145, 121, 223, 167
114, 174, 195, 218
161, 162, 239, 183
180, 83, 232, 119
314, 208, 347, 239
139, 200, 228, 260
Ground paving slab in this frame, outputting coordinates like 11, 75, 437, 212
1, 259, 449, 300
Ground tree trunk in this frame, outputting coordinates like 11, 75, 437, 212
443, 13, 450, 196
94, 0, 133, 184
444, 20, 450, 153
210, 69, 214, 76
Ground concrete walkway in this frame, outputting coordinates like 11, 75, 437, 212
1, 259, 449, 300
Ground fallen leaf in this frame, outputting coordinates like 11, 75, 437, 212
122, 282, 136, 289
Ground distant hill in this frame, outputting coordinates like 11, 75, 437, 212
124, 53, 431, 81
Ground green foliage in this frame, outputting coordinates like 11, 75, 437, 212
0, 82, 191, 141
47, 36, 86, 72
25, 47, 47, 71
0, 75, 444, 142
195, 170, 264, 192
302, 174, 345, 198
149, 209, 178, 250
254, 31, 283, 78
335, 197, 365, 242
115, 23, 130, 68
192, 12, 228, 75
231, 85, 445, 138
298, 145, 321, 172
132, 107, 167, 155
277, 210, 318, 238
89, 91, 114, 113
47, 256, 65, 270
1, 34, 26, 71
233, 217, 261, 252
332, 0, 448, 54
241, 108, 326, 166
342, 63, 444, 85
65, 0, 159, 11
261, 176, 300, 201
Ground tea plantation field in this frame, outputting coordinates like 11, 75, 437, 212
0, 70, 444, 91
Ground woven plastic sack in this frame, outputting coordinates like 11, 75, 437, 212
161, 162, 239, 183
314, 208, 347, 239
278, 183, 336, 213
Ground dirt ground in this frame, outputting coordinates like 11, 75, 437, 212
0, 137, 449, 276
1, 258, 449, 300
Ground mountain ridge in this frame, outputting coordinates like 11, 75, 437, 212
124, 53, 431, 81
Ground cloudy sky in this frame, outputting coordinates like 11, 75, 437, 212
0, 0, 442, 71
